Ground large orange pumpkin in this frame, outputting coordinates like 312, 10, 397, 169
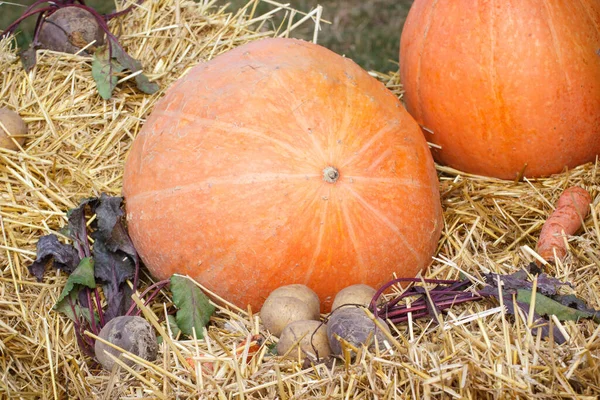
400, 0, 600, 179
123, 38, 442, 312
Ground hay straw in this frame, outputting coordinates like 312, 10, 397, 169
0, 0, 599, 398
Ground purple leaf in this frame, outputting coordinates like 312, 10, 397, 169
91, 238, 133, 285
102, 281, 133, 322
484, 270, 532, 291
484, 268, 571, 297
534, 274, 573, 296
106, 219, 138, 261
92, 193, 123, 240
66, 197, 95, 257
90, 194, 137, 260
27, 234, 81, 281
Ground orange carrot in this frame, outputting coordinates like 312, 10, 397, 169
536, 186, 591, 264
234, 334, 264, 360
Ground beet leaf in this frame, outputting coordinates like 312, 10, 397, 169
91, 45, 122, 99
27, 233, 81, 281
54, 257, 96, 305
27, 193, 142, 356
170, 275, 215, 339
53, 291, 97, 326
517, 289, 600, 324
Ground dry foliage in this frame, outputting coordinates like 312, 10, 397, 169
0, 1, 599, 399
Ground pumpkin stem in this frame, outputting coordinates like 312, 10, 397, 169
323, 166, 340, 183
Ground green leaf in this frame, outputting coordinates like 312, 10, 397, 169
92, 39, 158, 99
52, 257, 96, 324
53, 291, 96, 324
91, 45, 124, 100
516, 289, 600, 323
267, 342, 278, 356
170, 275, 215, 339
134, 73, 160, 95
107, 37, 159, 96
55, 257, 96, 305
167, 314, 181, 339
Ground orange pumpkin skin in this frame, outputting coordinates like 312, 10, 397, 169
400, 0, 600, 179
123, 38, 443, 312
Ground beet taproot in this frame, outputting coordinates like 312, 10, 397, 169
95, 316, 157, 371
39, 7, 104, 54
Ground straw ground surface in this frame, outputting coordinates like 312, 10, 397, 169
0, 1, 599, 399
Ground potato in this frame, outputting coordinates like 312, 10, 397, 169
95, 316, 158, 371
0, 108, 27, 151
326, 307, 390, 356
331, 284, 377, 310
260, 284, 321, 337
276, 320, 330, 360
39, 8, 105, 54
260, 295, 315, 337
267, 284, 320, 320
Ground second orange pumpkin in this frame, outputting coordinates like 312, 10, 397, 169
400, 0, 600, 179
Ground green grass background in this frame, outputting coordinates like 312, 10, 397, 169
226, 0, 414, 71
0, 0, 413, 72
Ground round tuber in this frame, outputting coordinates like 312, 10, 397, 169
260, 296, 316, 337
326, 307, 390, 357
331, 284, 377, 310
260, 284, 321, 337
0, 108, 27, 151
39, 7, 105, 54
95, 315, 158, 371
276, 320, 330, 360
266, 284, 320, 320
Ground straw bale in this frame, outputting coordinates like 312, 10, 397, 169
0, 1, 599, 399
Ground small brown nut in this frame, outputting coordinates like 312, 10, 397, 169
0, 108, 27, 150
331, 284, 377, 310
39, 7, 105, 54
277, 320, 330, 360
95, 315, 158, 371
326, 307, 390, 357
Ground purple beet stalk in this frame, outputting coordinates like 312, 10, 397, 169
370, 277, 483, 325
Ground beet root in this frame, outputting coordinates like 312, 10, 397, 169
38, 7, 105, 54
95, 316, 157, 371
